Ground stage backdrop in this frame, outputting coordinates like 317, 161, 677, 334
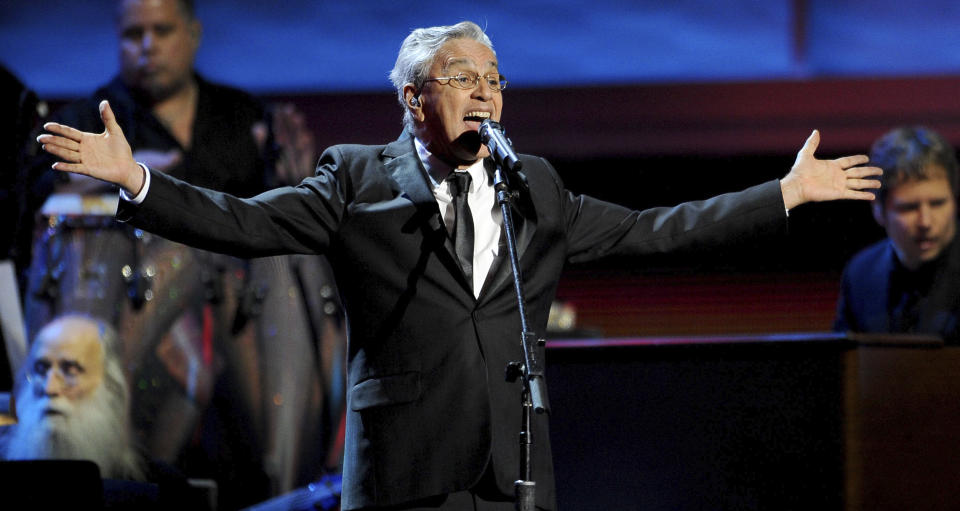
3, 0, 960, 97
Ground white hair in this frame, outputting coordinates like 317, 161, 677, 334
389, 21, 495, 132
1, 315, 145, 480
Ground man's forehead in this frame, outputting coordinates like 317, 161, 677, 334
434, 40, 498, 72
32, 322, 103, 363
887, 176, 954, 202
118, 0, 185, 26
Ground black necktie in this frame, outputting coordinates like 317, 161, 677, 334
448, 171, 474, 288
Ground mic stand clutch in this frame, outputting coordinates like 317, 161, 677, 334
482, 120, 549, 511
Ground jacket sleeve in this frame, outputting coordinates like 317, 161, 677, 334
549, 156, 788, 264
117, 145, 351, 258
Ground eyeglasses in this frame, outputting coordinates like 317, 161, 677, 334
423, 71, 508, 92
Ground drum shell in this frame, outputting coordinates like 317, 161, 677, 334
25, 214, 138, 339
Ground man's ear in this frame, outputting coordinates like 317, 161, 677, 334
872, 199, 886, 227
403, 84, 424, 122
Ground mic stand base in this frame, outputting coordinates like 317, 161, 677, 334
515, 480, 536, 511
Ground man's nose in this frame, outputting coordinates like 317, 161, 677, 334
141, 31, 155, 51
917, 204, 933, 228
471, 81, 493, 100
40, 371, 64, 396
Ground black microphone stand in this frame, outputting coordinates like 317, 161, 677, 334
490, 154, 549, 511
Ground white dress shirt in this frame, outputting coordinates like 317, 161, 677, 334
415, 137, 502, 297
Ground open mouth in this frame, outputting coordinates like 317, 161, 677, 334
463, 111, 491, 128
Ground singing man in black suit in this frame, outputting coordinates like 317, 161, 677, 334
38, 20, 881, 511
834, 126, 960, 342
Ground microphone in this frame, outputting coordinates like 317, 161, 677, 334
479, 120, 522, 173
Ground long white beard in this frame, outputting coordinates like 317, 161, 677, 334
4, 383, 145, 481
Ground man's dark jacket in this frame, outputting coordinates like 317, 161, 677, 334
834, 237, 960, 342
118, 133, 788, 509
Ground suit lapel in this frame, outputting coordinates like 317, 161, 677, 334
385, 141, 434, 209
383, 135, 473, 293
478, 160, 538, 302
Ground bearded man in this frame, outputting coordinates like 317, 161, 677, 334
1, 314, 144, 480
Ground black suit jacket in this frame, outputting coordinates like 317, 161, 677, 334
834, 237, 960, 342
119, 133, 788, 510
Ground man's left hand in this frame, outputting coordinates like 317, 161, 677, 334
780, 130, 882, 210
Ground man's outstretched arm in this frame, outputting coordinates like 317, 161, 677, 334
38, 101, 881, 210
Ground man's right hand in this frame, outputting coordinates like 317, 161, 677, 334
38, 100, 145, 195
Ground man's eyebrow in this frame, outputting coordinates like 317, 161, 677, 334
443, 57, 499, 71
443, 57, 471, 71
61, 360, 85, 372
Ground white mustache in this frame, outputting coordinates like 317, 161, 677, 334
24, 397, 74, 419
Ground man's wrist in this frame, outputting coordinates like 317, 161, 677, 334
780, 176, 803, 211
120, 163, 151, 204
127, 162, 146, 196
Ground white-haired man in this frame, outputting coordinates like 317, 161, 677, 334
1, 314, 144, 480
38, 20, 882, 511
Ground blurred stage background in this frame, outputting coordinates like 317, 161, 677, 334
6, 0, 959, 338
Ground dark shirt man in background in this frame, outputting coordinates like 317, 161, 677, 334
834, 126, 960, 342
22, 0, 313, 202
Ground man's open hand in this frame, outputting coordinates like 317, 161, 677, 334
780, 130, 883, 210
38, 100, 144, 195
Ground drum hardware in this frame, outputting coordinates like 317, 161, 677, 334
25, 213, 140, 341
231, 279, 268, 336
319, 285, 339, 317
121, 262, 152, 309
31, 217, 67, 303
32, 261, 63, 302
201, 265, 226, 305
79, 261, 108, 299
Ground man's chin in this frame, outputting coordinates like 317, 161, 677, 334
43, 414, 69, 428
131, 78, 180, 103
453, 132, 486, 159
452, 147, 490, 167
